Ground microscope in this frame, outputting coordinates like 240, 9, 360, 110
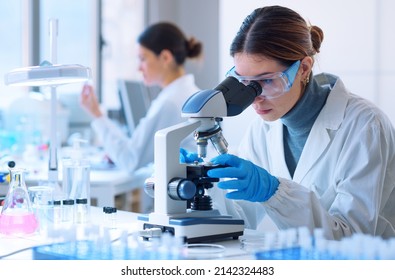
138, 76, 261, 243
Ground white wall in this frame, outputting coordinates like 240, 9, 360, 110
145, 0, 220, 89
219, 0, 395, 152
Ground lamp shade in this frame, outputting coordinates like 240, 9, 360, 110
4, 61, 91, 87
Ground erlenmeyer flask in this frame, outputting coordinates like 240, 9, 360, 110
0, 167, 39, 235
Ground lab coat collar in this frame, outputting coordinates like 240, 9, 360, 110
159, 74, 196, 99
314, 74, 349, 131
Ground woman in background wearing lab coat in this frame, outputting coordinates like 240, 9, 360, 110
80, 22, 202, 172
206, 5, 395, 240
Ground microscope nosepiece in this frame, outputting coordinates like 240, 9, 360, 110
195, 123, 229, 157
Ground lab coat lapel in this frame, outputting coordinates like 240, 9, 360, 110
293, 123, 329, 183
267, 121, 292, 179
292, 78, 348, 183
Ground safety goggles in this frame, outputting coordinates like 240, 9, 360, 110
226, 60, 301, 99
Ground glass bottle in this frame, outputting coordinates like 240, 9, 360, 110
0, 167, 39, 235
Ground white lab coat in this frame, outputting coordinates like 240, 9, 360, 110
211, 74, 395, 240
91, 74, 199, 172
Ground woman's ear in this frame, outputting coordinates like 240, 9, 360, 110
300, 56, 314, 80
159, 49, 173, 64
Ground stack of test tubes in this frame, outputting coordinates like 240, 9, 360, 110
33, 225, 187, 260
249, 227, 395, 260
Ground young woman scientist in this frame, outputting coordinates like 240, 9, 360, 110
203, 6, 395, 241
80, 22, 202, 172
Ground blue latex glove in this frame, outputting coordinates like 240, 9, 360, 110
179, 148, 203, 163
207, 154, 279, 202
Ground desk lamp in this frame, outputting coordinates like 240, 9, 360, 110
4, 18, 91, 188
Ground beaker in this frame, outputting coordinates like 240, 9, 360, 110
0, 167, 39, 235
28, 186, 54, 233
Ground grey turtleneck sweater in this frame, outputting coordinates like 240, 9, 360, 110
281, 74, 331, 177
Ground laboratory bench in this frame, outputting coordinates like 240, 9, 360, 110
0, 206, 256, 260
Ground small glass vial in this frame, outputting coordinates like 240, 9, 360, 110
53, 200, 62, 224
103, 207, 117, 229
75, 198, 89, 224
62, 199, 75, 224
111, 207, 117, 229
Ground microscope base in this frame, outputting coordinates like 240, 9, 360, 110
138, 215, 244, 243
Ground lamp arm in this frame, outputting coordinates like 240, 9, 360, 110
48, 18, 59, 183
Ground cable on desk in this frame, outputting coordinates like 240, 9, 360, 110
0, 246, 37, 259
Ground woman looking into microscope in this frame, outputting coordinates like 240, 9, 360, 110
197, 5, 395, 241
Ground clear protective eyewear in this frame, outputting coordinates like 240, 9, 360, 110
226, 60, 301, 99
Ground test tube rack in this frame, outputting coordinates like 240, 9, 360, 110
251, 228, 395, 260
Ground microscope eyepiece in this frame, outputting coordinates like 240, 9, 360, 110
247, 80, 262, 96
214, 76, 262, 116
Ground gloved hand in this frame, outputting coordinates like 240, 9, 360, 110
179, 148, 203, 163
207, 154, 279, 202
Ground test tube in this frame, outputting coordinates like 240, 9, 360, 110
53, 200, 62, 224
62, 199, 75, 223
76, 198, 89, 224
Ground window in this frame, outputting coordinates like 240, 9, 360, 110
40, 0, 95, 96
0, 0, 146, 152
101, 0, 145, 110
0, 0, 24, 110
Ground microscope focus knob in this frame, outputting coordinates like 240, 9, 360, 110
144, 177, 155, 198
168, 178, 197, 200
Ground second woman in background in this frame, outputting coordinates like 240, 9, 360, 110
80, 22, 203, 172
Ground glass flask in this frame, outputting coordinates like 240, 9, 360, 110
0, 167, 39, 235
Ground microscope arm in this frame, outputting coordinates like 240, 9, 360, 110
153, 118, 201, 217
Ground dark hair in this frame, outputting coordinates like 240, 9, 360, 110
138, 22, 202, 65
230, 5, 324, 66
